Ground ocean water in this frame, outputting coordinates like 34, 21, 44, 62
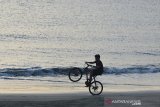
0, 1, 160, 93
0, 0, 160, 77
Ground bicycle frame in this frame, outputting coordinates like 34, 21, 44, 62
83, 64, 97, 83
82, 64, 90, 81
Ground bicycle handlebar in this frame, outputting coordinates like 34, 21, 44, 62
85, 63, 93, 67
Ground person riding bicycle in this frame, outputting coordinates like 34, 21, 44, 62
85, 54, 104, 87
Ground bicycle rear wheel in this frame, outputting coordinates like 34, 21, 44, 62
68, 68, 82, 82
89, 81, 103, 95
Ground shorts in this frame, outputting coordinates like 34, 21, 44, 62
92, 68, 103, 76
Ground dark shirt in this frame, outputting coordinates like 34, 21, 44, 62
94, 60, 103, 71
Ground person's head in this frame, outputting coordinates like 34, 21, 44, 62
95, 54, 100, 61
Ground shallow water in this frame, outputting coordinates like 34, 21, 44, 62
0, 73, 160, 93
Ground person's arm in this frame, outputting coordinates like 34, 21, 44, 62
86, 61, 96, 64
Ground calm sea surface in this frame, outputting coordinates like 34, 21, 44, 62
0, 0, 160, 68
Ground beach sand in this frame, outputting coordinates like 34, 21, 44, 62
0, 77, 160, 107
0, 91, 159, 107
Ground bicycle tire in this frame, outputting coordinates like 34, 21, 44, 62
68, 67, 82, 82
89, 81, 103, 95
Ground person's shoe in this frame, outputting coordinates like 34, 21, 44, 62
85, 85, 89, 87
85, 84, 91, 87
85, 81, 91, 87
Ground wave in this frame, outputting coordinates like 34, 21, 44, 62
135, 52, 160, 56
106, 65, 160, 74
0, 65, 159, 77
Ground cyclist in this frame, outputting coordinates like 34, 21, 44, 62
85, 54, 104, 87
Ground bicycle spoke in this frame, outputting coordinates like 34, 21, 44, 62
68, 68, 82, 82
89, 81, 103, 95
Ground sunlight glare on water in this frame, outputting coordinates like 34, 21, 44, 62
0, 0, 160, 68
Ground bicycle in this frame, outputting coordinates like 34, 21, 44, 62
68, 63, 103, 95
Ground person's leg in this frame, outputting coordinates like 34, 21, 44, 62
85, 69, 93, 87
86, 69, 97, 86
89, 68, 97, 83
89, 70, 93, 83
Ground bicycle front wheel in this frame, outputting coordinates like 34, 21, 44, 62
89, 81, 103, 95
68, 68, 82, 82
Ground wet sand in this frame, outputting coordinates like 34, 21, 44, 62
0, 91, 159, 107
